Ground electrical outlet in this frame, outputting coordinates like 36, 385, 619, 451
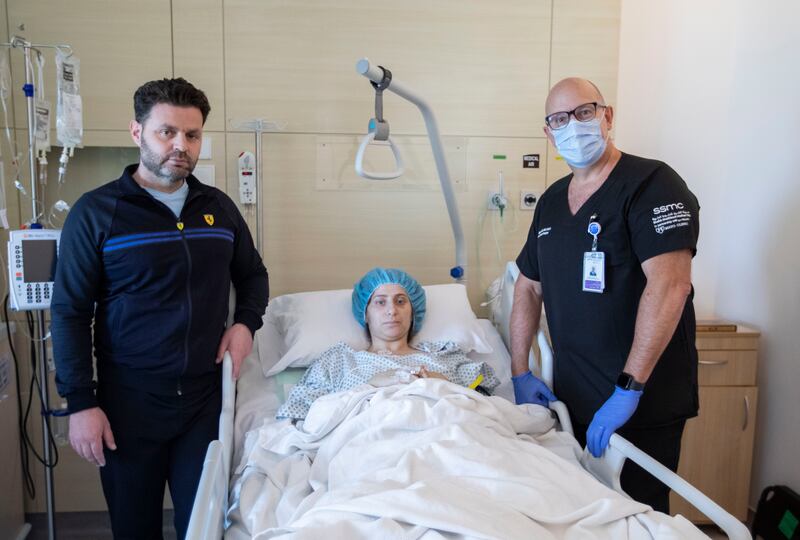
520, 191, 538, 210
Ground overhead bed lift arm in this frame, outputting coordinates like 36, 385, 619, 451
356, 58, 466, 280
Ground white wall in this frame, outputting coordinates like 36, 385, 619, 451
615, 0, 800, 506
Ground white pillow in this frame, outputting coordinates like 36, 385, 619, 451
262, 283, 492, 376
254, 313, 285, 375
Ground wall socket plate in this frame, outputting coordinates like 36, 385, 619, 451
487, 191, 508, 211
520, 191, 539, 210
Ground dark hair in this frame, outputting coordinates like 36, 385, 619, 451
133, 77, 211, 124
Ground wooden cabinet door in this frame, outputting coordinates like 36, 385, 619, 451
670, 386, 758, 522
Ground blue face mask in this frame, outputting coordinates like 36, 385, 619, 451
552, 117, 608, 169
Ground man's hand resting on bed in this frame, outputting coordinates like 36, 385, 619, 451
216, 323, 254, 379
586, 387, 642, 457
512, 371, 556, 407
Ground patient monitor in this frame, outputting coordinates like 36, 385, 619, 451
7, 229, 61, 311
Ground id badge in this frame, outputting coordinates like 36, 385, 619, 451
582, 251, 605, 293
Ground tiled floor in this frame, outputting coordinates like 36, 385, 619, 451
27, 511, 177, 540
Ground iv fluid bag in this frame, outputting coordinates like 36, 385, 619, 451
56, 49, 82, 148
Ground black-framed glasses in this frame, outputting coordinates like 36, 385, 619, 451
545, 102, 606, 130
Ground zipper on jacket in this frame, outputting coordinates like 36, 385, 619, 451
178, 216, 193, 377
135, 185, 201, 382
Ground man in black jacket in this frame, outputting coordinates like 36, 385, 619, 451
51, 78, 269, 539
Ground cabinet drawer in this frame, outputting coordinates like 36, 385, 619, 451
696, 332, 759, 351
697, 350, 758, 386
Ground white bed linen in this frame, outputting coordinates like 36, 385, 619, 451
233, 319, 515, 463
226, 379, 705, 539
233, 322, 282, 467
226, 319, 515, 538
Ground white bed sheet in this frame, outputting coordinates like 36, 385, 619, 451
227, 379, 706, 540
225, 320, 711, 540
232, 318, 515, 465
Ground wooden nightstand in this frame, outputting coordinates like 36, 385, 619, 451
670, 324, 760, 522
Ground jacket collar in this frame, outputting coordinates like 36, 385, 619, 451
117, 163, 208, 200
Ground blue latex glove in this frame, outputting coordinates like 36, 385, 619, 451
512, 371, 557, 407
586, 386, 643, 457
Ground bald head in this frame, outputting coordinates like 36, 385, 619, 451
545, 77, 606, 116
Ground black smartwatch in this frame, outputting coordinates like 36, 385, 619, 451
616, 372, 645, 391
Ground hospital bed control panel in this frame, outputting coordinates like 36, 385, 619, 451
7, 229, 61, 311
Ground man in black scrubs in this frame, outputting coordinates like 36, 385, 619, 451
510, 77, 699, 513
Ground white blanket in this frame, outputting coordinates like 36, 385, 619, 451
227, 379, 706, 540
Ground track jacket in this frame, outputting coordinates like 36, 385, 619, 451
51, 164, 269, 413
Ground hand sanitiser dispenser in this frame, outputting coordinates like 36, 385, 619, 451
7, 229, 60, 310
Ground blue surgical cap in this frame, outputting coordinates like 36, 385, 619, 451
352, 267, 426, 335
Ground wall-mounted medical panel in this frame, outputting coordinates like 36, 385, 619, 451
223, 0, 552, 138
225, 131, 258, 237
463, 137, 548, 312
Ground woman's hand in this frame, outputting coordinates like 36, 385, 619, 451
417, 366, 448, 381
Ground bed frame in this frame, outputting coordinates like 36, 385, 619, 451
186, 263, 752, 540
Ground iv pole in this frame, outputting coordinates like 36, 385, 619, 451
3, 35, 74, 540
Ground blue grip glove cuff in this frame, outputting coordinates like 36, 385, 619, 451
586, 386, 643, 458
512, 371, 557, 407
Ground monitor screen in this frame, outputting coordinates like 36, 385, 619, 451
21, 239, 58, 283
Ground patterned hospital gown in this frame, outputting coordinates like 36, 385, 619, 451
276, 341, 500, 420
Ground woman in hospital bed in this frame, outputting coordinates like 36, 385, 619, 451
229, 268, 708, 539
276, 267, 500, 420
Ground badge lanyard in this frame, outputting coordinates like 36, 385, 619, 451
582, 213, 605, 293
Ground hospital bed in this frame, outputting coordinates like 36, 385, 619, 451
187, 262, 751, 539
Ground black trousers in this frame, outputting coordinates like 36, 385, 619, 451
97, 378, 221, 540
572, 419, 686, 514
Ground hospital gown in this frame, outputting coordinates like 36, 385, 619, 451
276, 341, 499, 420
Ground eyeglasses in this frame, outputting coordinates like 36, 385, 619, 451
545, 102, 606, 130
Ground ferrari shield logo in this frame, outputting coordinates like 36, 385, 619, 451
176, 222, 184, 231
204, 214, 214, 226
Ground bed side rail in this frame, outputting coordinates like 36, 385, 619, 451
186, 353, 236, 540
219, 353, 236, 479
499, 261, 751, 539
582, 436, 752, 540
186, 441, 227, 540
